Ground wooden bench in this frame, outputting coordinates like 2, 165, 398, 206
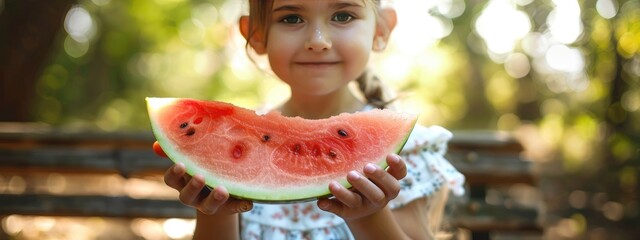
0, 126, 541, 239
445, 131, 541, 239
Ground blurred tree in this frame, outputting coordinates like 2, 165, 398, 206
0, 0, 74, 121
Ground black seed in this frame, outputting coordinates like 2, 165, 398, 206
185, 128, 196, 136
262, 135, 270, 142
180, 122, 188, 129
337, 129, 348, 137
328, 150, 337, 158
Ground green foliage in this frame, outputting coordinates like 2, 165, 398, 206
35, 0, 274, 130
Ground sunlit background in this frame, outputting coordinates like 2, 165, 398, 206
1, 0, 639, 239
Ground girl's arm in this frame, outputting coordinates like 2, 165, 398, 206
346, 206, 412, 240
193, 211, 240, 240
318, 154, 427, 240
392, 198, 433, 239
346, 200, 433, 240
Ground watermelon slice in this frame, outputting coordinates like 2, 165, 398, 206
146, 97, 417, 203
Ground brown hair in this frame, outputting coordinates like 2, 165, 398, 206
355, 69, 394, 109
246, 0, 274, 49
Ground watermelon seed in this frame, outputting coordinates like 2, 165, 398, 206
312, 146, 322, 156
262, 135, 270, 142
338, 129, 348, 137
328, 150, 337, 158
180, 122, 188, 129
292, 144, 301, 154
185, 128, 196, 136
232, 145, 243, 159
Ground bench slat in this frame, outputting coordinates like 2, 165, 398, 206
0, 148, 169, 177
0, 194, 540, 232
451, 200, 541, 232
0, 194, 195, 219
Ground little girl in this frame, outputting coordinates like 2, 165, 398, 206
158, 0, 465, 239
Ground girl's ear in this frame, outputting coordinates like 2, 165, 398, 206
239, 16, 267, 54
373, 7, 397, 52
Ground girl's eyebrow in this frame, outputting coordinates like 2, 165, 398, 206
331, 1, 366, 9
272, 1, 365, 13
272, 5, 302, 13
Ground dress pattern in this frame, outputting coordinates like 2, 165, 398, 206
240, 116, 465, 240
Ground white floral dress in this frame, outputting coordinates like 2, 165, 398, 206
240, 108, 465, 240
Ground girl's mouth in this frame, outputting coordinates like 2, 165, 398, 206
296, 62, 340, 67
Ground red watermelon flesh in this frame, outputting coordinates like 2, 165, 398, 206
146, 97, 417, 202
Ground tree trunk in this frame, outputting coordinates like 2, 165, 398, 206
0, 0, 74, 121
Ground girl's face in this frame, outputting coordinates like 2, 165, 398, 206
265, 0, 379, 96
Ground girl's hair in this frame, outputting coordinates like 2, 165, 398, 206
245, 0, 393, 109
355, 69, 394, 109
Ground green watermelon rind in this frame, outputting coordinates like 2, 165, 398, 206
147, 97, 417, 203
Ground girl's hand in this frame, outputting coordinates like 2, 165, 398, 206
154, 141, 253, 215
317, 154, 407, 221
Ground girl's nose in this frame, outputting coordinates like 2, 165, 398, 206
304, 27, 331, 52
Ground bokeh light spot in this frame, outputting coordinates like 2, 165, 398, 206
602, 201, 624, 221
163, 218, 195, 239
64, 36, 90, 58
547, 0, 583, 44
475, 0, 531, 55
568, 190, 588, 209
545, 44, 585, 73
596, 0, 618, 19
504, 52, 531, 78
64, 6, 96, 43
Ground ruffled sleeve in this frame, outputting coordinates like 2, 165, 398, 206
388, 125, 466, 209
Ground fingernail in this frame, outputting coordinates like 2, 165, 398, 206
329, 181, 340, 191
390, 154, 401, 163
348, 171, 360, 180
318, 201, 329, 209
214, 191, 225, 200
192, 175, 204, 185
240, 203, 251, 212
364, 163, 376, 174
174, 163, 185, 173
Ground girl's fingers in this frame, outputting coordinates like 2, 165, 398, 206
317, 197, 342, 215
190, 185, 254, 215
153, 141, 168, 157
346, 170, 386, 207
179, 174, 207, 205
198, 186, 224, 214
363, 163, 401, 200
328, 180, 361, 209
385, 154, 407, 180
221, 199, 254, 214
164, 163, 187, 190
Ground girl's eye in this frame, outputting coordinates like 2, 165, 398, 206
281, 15, 303, 24
332, 13, 354, 23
